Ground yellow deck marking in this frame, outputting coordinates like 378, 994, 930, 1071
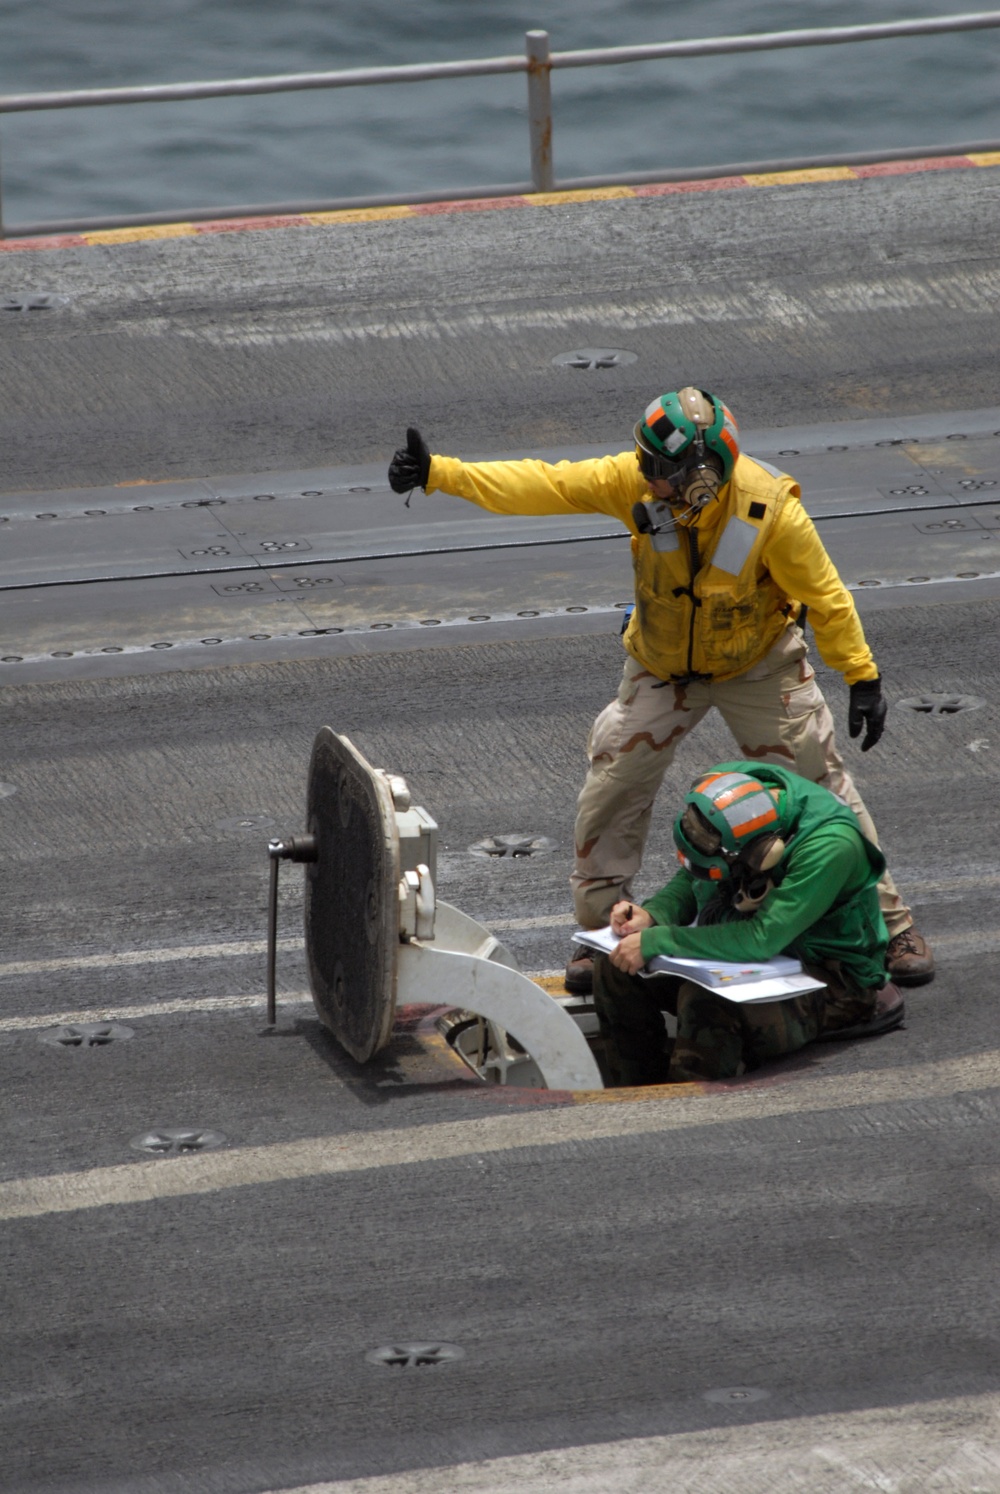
83, 224, 196, 244
745, 167, 859, 186
1, 1049, 997, 1221
525, 186, 637, 205
304, 206, 415, 224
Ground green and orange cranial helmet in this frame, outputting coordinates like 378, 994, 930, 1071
634, 387, 740, 488
673, 769, 785, 885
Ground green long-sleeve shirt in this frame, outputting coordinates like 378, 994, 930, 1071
640, 818, 888, 990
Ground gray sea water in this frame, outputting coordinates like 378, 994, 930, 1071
1, 0, 998, 228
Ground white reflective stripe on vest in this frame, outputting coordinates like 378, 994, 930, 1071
649, 499, 680, 553
749, 457, 788, 480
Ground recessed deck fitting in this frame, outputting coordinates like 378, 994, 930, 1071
897, 693, 986, 715
130, 1128, 227, 1154
216, 812, 277, 831
41, 1022, 135, 1048
469, 834, 555, 858
552, 348, 637, 370
365, 1343, 464, 1369
703, 1386, 770, 1405
2, 294, 68, 312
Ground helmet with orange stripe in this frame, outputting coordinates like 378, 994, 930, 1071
673, 769, 789, 912
634, 386, 738, 495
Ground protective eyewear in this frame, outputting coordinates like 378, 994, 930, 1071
635, 441, 693, 483
676, 804, 736, 880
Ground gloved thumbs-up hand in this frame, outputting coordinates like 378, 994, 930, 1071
388, 427, 431, 494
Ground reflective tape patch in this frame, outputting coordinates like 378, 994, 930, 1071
695, 773, 780, 842
710, 516, 759, 576
712, 777, 763, 810
648, 501, 680, 552
749, 457, 786, 480
721, 790, 780, 840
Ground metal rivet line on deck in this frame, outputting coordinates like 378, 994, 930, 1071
2, 558, 997, 670
8, 429, 998, 523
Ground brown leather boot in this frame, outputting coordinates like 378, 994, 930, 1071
564, 946, 595, 995
816, 982, 906, 1042
886, 927, 935, 986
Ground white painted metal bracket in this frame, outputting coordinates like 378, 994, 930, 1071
270, 730, 603, 1091
398, 899, 603, 1092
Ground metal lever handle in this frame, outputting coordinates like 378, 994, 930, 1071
266, 835, 318, 1024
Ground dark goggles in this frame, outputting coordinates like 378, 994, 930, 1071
635, 440, 693, 483
676, 805, 735, 880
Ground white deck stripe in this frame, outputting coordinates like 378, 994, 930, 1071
0, 976, 565, 1033
0, 1049, 996, 1222
259, 1393, 1000, 1494
0, 877, 994, 983
0, 991, 313, 1033
0, 937, 300, 978
0, 926, 989, 1034
0, 913, 578, 981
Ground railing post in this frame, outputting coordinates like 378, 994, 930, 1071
525, 29, 554, 192
0, 128, 5, 238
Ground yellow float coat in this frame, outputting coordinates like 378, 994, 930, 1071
427, 449, 877, 685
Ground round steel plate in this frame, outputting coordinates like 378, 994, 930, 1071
304, 729, 399, 1062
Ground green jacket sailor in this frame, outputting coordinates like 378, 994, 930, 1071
594, 762, 904, 1086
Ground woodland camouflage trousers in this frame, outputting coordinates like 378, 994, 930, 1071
593, 954, 880, 1085
571, 624, 910, 937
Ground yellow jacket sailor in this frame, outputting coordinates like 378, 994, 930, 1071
387, 387, 934, 988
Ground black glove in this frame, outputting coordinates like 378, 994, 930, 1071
848, 676, 887, 752
388, 426, 431, 494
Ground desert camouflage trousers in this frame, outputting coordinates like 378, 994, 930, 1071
593, 954, 882, 1085
571, 624, 910, 936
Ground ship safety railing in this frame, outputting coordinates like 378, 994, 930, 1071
2, 10, 1000, 236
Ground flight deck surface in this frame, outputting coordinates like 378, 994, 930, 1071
2, 165, 1000, 1493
